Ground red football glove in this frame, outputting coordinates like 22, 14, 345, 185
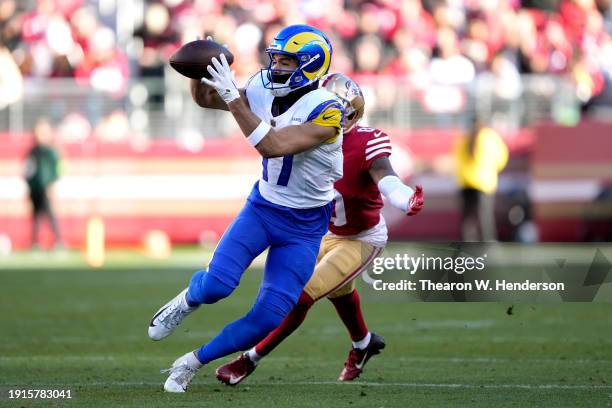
407, 185, 424, 216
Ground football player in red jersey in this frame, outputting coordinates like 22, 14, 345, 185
216, 73, 424, 385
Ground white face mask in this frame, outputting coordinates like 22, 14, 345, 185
262, 68, 315, 97
270, 86, 292, 97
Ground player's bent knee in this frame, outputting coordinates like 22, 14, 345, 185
328, 280, 356, 299
187, 270, 235, 305
239, 288, 297, 337
295, 291, 315, 312
246, 305, 284, 335
255, 288, 298, 320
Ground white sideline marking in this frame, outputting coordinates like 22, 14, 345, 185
276, 382, 612, 390
3, 380, 611, 390
1, 355, 610, 365
396, 356, 612, 364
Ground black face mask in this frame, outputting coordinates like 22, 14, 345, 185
269, 71, 291, 84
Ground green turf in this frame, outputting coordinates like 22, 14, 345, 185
1, 248, 611, 407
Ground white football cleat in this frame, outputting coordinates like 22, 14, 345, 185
162, 351, 202, 393
148, 288, 197, 341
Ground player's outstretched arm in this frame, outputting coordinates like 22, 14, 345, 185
201, 54, 336, 157
369, 156, 424, 216
263, 123, 337, 157
228, 101, 336, 157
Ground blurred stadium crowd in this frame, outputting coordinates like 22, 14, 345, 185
1, 0, 611, 248
1, 0, 612, 125
1, 0, 612, 79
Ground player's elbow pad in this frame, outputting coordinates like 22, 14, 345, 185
378, 175, 414, 212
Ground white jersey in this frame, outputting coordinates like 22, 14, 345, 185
245, 71, 344, 209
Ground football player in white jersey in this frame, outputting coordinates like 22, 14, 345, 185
147, 25, 346, 393
215, 73, 424, 385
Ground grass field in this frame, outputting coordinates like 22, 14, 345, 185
1, 246, 611, 407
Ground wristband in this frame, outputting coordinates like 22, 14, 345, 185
247, 121, 271, 146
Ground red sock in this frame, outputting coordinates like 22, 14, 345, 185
255, 291, 315, 356
329, 290, 368, 342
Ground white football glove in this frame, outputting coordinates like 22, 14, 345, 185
200, 53, 240, 104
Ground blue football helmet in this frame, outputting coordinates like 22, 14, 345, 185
261, 24, 333, 97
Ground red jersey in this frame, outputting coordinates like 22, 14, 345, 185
329, 126, 392, 236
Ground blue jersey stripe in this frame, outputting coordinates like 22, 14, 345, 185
262, 158, 269, 181
277, 155, 294, 186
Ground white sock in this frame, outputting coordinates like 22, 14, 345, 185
352, 332, 371, 350
186, 351, 203, 369
246, 348, 262, 364
181, 291, 196, 311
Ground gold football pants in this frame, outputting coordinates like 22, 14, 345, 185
303, 235, 383, 300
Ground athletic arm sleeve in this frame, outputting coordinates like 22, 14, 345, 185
377, 175, 415, 212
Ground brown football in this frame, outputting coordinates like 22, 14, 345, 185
169, 40, 234, 79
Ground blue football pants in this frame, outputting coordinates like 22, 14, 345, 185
186, 197, 327, 365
